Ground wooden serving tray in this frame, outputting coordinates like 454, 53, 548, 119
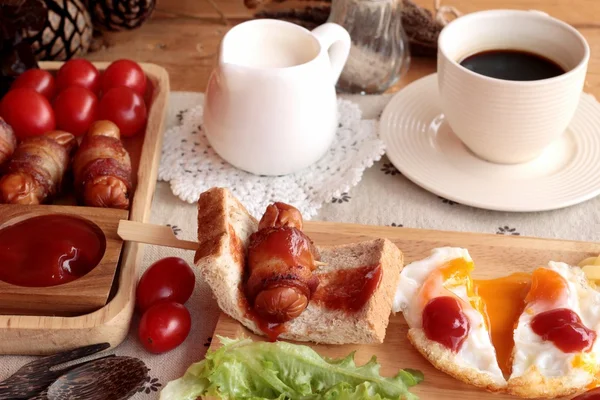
0, 61, 169, 355
208, 221, 600, 400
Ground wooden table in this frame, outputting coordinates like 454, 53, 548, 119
85, 0, 600, 95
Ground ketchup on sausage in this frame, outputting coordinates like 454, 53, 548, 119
0, 214, 106, 287
530, 308, 596, 353
422, 296, 471, 352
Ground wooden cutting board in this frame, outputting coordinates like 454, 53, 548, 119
207, 221, 600, 400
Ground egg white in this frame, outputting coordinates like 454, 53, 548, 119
394, 247, 506, 385
510, 261, 600, 384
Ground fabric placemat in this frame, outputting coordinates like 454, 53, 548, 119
159, 97, 385, 219
1, 90, 599, 399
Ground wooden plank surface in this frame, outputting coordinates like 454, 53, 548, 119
85, 0, 600, 96
208, 221, 600, 399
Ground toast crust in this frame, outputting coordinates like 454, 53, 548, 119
195, 187, 404, 344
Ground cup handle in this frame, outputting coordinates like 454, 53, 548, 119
311, 23, 351, 84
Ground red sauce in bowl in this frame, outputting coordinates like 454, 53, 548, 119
0, 214, 106, 287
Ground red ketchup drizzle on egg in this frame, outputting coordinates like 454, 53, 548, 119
422, 296, 470, 352
573, 387, 600, 400
530, 308, 596, 353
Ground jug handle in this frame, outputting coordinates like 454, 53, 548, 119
312, 23, 351, 84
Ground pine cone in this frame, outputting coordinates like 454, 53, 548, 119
86, 0, 156, 31
24, 0, 93, 61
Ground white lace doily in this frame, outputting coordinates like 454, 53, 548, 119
158, 98, 384, 219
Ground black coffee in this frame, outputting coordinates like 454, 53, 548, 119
459, 50, 565, 81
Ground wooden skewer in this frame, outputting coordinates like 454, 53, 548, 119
118, 220, 329, 267
117, 220, 198, 251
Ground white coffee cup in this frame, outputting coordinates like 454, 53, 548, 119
438, 10, 590, 164
203, 20, 351, 176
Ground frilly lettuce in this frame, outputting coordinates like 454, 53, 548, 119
159, 336, 423, 400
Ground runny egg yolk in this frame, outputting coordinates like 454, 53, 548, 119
524, 267, 569, 306
418, 258, 485, 319
474, 273, 531, 376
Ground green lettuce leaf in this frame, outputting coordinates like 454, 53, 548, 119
159, 336, 423, 400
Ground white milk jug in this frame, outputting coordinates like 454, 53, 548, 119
203, 19, 351, 176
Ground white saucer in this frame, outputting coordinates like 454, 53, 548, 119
380, 73, 600, 212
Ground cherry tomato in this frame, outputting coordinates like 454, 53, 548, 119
102, 59, 147, 96
53, 86, 98, 136
0, 88, 55, 139
136, 257, 195, 313
55, 59, 101, 94
11, 69, 56, 100
98, 86, 147, 136
138, 302, 191, 354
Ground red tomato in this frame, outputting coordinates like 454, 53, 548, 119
53, 86, 98, 136
55, 59, 101, 94
98, 86, 147, 136
11, 69, 56, 100
136, 257, 195, 313
0, 88, 55, 139
138, 302, 191, 354
102, 59, 147, 96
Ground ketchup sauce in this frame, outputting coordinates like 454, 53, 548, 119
0, 215, 106, 287
530, 308, 596, 353
422, 296, 470, 352
313, 264, 382, 312
240, 295, 287, 342
574, 387, 600, 400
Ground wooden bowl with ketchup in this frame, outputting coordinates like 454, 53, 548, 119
0, 62, 169, 355
0, 205, 124, 316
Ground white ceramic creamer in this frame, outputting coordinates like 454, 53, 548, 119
203, 19, 351, 176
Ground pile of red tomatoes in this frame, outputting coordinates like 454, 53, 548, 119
1, 59, 148, 140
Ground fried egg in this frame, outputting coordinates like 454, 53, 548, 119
395, 249, 600, 397
393, 247, 506, 386
510, 262, 600, 390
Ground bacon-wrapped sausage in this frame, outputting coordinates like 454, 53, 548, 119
246, 202, 320, 323
0, 131, 77, 204
0, 117, 16, 168
72, 120, 133, 209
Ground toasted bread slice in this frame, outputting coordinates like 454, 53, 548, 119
194, 187, 404, 344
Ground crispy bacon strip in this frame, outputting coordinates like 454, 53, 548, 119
0, 131, 77, 204
72, 120, 133, 209
246, 203, 320, 323
0, 117, 17, 167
